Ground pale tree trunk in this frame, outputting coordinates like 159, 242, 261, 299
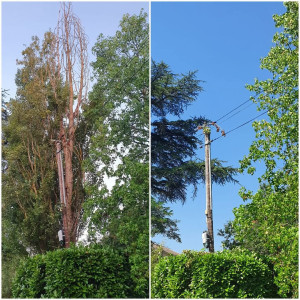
49, 2, 88, 248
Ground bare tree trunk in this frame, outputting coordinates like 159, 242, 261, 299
49, 2, 88, 248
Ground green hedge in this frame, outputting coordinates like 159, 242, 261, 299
152, 249, 279, 298
12, 245, 134, 298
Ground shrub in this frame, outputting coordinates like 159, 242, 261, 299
12, 244, 134, 298
152, 249, 279, 298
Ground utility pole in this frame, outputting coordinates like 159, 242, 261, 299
55, 141, 67, 247
198, 122, 225, 252
204, 126, 214, 253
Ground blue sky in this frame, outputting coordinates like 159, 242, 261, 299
1, 1, 149, 98
151, 1, 286, 253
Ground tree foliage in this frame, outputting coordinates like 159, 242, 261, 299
83, 11, 149, 298
151, 198, 181, 242
2, 34, 62, 298
233, 2, 298, 297
217, 220, 240, 250
2, 34, 61, 255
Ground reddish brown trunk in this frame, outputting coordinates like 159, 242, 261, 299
50, 3, 88, 248
63, 145, 75, 247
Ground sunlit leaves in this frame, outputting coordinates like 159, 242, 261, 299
83, 11, 149, 297
235, 3, 298, 297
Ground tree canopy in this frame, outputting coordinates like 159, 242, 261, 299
233, 2, 298, 297
83, 11, 149, 297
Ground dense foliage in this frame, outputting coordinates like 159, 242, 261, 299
2, 34, 61, 255
152, 250, 278, 298
12, 245, 134, 298
233, 2, 298, 297
83, 11, 149, 298
151, 61, 238, 240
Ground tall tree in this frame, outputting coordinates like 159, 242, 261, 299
2, 88, 28, 298
2, 34, 63, 297
2, 33, 61, 254
48, 3, 89, 247
2, 1, 88, 261
83, 11, 149, 297
233, 2, 298, 297
151, 61, 238, 240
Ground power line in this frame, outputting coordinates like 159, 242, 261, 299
210, 109, 268, 144
215, 99, 252, 123
218, 102, 254, 124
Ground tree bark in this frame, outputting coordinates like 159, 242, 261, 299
49, 3, 88, 247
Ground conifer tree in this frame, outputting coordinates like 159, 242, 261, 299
151, 61, 238, 240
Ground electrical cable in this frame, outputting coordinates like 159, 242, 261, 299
210, 109, 269, 144
218, 102, 254, 124
214, 99, 252, 123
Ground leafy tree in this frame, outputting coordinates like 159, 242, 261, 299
151, 198, 181, 242
151, 61, 238, 240
83, 11, 149, 298
1, 34, 62, 298
2, 88, 9, 172
2, 89, 9, 122
217, 221, 240, 250
1, 88, 27, 298
233, 2, 298, 297
2, 33, 61, 255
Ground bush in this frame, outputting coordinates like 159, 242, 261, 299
152, 249, 279, 298
12, 244, 134, 298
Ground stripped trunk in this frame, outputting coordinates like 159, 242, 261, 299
49, 3, 88, 247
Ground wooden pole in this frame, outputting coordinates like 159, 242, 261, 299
56, 141, 68, 247
204, 128, 214, 253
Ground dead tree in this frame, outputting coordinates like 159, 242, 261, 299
48, 2, 89, 247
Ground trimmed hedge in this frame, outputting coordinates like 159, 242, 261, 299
12, 245, 134, 298
152, 249, 279, 298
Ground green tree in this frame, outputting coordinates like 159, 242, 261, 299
1, 34, 61, 298
151, 61, 238, 240
83, 11, 149, 298
2, 88, 9, 172
151, 198, 181, 242
2, 33, 61, 255
2, 88, 28, 298
217, 221, 240, 250
233, 2, 298, 297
